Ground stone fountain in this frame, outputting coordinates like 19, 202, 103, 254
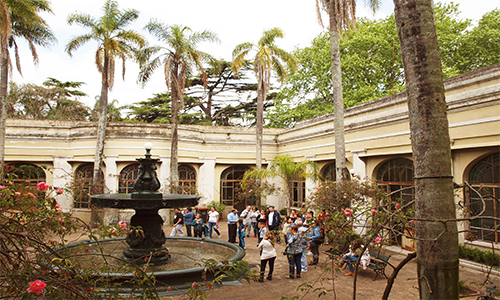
91, 142, 200, 265
46, 143, 245, 296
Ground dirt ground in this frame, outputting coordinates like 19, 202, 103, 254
160, 221, 499, 300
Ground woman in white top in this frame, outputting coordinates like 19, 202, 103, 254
208, 207, 221, 238
257, 231, 277, 282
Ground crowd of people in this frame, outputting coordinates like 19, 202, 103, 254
168, 206, 371, 280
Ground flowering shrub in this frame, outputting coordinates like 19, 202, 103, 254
307, 178, 413, 255
0, 165, 240, 299
235, 178, 278, 207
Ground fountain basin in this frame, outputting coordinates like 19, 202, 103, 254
58, 236, 246, 295
91, 193, 200, 210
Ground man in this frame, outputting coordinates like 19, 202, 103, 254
183, 207, 194, 237
267, 206, 281, 243
266, 206, 281, 232
227, 208, 239, 243
170, 208, 185, 236
240, 206, 253, 237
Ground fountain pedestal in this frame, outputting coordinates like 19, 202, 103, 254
91, 143, 200, 265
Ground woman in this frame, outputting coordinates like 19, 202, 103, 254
307, 220, 323, 266
257, 231, 277, 282
339, 241, 362, 276
192, 213, 205, 238
250, 206, 260, 238
207, 206, 221, 238
286, 225, 304, 279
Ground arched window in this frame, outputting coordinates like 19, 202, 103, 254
220, 166, 250, 208
376, 158, 415, 204
119, 164, 140, 194
321, 162, 350, 182
468, 153, 500, 242
73, 163, 104, 209
179, 165, 196, 188
7, 163, 46, 187
322, 163, 336, 181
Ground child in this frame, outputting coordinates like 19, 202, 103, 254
257, 231, 277, 282
258, 220, 268, 244
192, 213, 205, 238
237, 218, 246, 249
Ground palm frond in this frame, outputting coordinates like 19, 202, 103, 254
65, 34, 93, 56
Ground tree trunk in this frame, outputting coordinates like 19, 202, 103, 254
0, 52, 8, 172
327, 2, 347, 182
91, 54, 109, 226
170, 71, 180, 187
256, 78, 265, 171
393, 1, 459, 299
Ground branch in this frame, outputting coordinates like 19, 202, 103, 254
382, 252, 417, 300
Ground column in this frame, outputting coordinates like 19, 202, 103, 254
105, 155, 118, 193
305, 155, 316, 202
351, 150, 367, 179
52, 156, 73, 212
198, 157, 216, 205
159, 156, 171, 188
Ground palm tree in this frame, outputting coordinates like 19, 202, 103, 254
66, 0, 145, 185
232, 28, 298, 171
393, 0, 459, 298
0, 0, 55, 170
138, 22, 219, 186
315, 0, 380, 181
242, 154, 318, 215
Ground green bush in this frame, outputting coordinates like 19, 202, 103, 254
459, 244, 500, 266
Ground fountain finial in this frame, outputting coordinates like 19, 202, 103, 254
131, 142, 162, 199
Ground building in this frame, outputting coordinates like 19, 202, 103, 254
5, 63, 500, 248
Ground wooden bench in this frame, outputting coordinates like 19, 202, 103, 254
367, 251, 391, 281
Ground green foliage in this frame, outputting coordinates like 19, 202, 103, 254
208, 201, 226, 214
455, 9, 500, 73
268, 2, 495, 128
234, 177, 278, 208
7, 82, 90, 121
90, 99, 124, 122
458, 244, 500, 267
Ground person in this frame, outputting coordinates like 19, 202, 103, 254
290, 209, 299, 221
241, 206, 253, 237
227, 208, 239, 243
296, 220, 309, 272
207, 206, 221, 238
266, 206, 281, 232
170, 208, 185, 236
183, 207, 194, 237
339, 241, 362, 276
281, 216, 291, 238
250, 207, 260, 238
192, 213, 205, 238
237, 218, 246, 249
257, 230, 277, 282
307, 220, 323, 266
286, 225, 304, 279
258, 220, 268, 244
258, 209, 267, 226
360, 245, 371, 270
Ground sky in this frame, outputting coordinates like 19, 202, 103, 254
10, 0, 500, 109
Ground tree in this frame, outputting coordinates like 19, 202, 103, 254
126, 92, 205, 125
455, 9, 500, 73
232, 28, 298, 170
0, 0, 55, 169
7, 81, 90, 121
66, 0, 145, 186
138, 23, 219, 186
316, 0, 380, 182
242, 154, 318, 215
90, 98, 123, 122
271, 2, 474, 128
393, 0, 459, 298
186, 59, 258, 126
